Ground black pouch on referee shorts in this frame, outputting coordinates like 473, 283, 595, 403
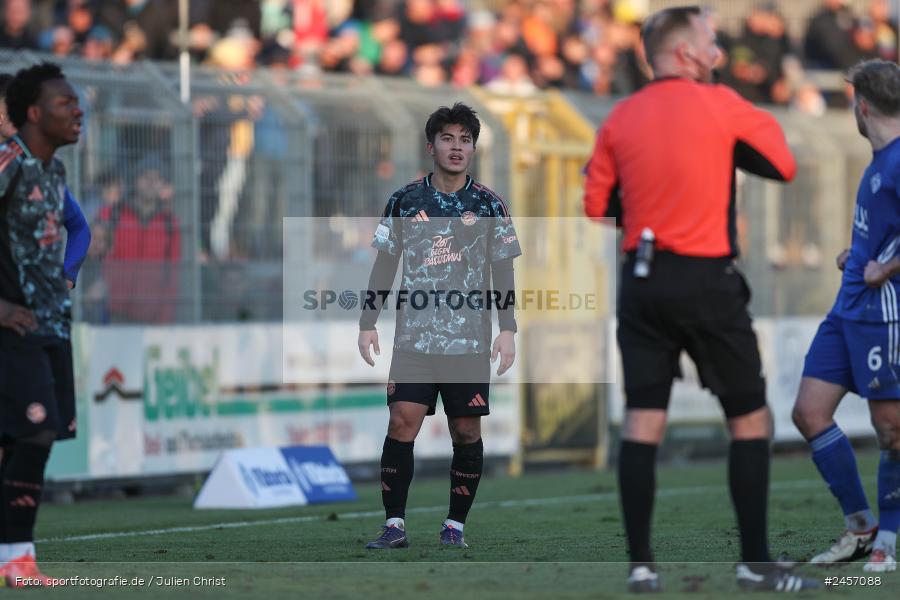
725, 263, 752, 305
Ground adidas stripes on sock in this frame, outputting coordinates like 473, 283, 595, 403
810, 424, 874, 531
448, 439, 483, 524
1, 442, 51, 544
380, 437, 414, 520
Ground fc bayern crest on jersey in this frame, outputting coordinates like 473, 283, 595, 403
26, 403, 47, 424
461, 211, 477, 226
871, 172, 882, 194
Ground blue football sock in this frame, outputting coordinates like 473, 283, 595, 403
810, 424, 873, 530
876, 450, 900, 552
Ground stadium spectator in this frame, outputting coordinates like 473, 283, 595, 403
607, 15, 650, 95
42, 25, 76, 57
110, 20, 148, 64
377, 37, 410, 76
451, 45, 482, 87
0, 0, 37, 50
725, 3, 793, 105
486, 53, 537, 95
78, 171, 125, 324
804, 0, 862, 70
62, 0, 96, 47
190, 0, 262, 40
521, 1, 559, 58
583, 6, 818, 592
97, 0, 179, 60
98, 156, 181, 323
82, 25, 114, 61
399, 0, 440, 51
476, 14, 530, 84
560, 33, 592, 90
0, 0, 845, 105
206, 20, 260, 71
243, 49, 289, 258
867, 0, 898, 62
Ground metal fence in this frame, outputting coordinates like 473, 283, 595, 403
0, 51, 869, 324
0, 51, 199, 324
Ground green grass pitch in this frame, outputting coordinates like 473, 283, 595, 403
26, 451, 898, 598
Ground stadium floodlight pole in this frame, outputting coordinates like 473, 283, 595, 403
179, 0, 191, 103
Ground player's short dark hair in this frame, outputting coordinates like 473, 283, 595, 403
425, 102, 480, 146
6, 62, 66, 129
0, 73, 13, 99
849, 59, 900, 116
641, 5, 702, 68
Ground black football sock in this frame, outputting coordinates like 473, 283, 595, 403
618, 440, 658, 567
0, 442, 14, 543
447, 439, 484, 524
380, 436, 415, 521
729, 439, 772, 565
1, 442, 51, 543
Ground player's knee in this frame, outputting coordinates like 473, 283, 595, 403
871, 416, 900, 450
791, 403, 814, 438
728, 405, 771, 440
790, 401, 830, 439
387, 413, 418, 441
621, 410, 667, 444
450, 427, 480, 445
449, 419, 481, 444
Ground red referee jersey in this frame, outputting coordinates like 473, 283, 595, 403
583, 78, 796, 257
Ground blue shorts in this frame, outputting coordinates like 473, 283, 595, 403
803, 312, 900, 399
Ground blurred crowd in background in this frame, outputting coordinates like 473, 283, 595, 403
0, 0, 898, 111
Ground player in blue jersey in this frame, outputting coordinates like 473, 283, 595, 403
358, 103, 520, 550
0, 63, 83, 586
792, 60, 900, 573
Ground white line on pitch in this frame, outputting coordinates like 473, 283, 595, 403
37, 478, 827, 544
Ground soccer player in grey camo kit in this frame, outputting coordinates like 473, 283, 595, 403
0, 62, 83, 586
358, 103, 520, 550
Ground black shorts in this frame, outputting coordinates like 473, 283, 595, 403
617, 252, 765, 418
0, 329, 77, 441
387, 350, 491, 417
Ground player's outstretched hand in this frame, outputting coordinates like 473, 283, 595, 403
836, 248, 850, 271
864, 260, 890, 288
358, 329, 380, 366
491, 330, 516, 376
0, 298, 37, 336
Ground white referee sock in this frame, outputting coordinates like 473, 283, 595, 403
443, 518, 464, 532
385, 517, 405, 530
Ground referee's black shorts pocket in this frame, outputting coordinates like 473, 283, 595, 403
703, 264, 751, 320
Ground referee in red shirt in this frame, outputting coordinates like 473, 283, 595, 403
584, 6, 818, 593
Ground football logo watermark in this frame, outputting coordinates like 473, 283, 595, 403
300, 289, 598, 312
282, 217, 618, 385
